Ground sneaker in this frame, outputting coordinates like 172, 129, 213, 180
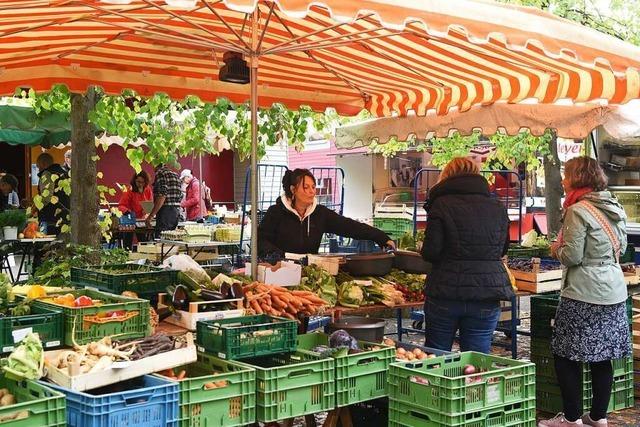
538, 413, 584, 427
581, 413, 607, 427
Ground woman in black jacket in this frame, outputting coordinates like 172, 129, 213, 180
422, 157, 513, 353
258, 169, 394, 259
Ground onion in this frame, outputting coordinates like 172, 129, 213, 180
463, 364, 476, 375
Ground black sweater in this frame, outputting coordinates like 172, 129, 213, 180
258, 197, 390, 258
421, 174, 513, 301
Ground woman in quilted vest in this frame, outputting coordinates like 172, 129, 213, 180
421, 157, 513, 354
539, 157, 630, 427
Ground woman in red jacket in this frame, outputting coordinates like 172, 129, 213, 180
118, 171, 152, 249
119, 171, 153, 218
180, 169, 205, 221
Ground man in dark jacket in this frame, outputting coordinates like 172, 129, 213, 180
421, 158, 513, 353
36, 153, 70, 235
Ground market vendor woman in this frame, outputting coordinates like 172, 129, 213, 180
258, 169, 394, 258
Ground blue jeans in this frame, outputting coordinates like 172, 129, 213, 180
424, 297, 501, 353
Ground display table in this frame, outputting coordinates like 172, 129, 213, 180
326, 301, 424, 342
157, 239, 239, 262
9, 238, 56, 282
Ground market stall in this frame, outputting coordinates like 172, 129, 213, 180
2, 1, 640, 425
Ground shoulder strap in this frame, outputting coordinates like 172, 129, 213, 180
576, 200, 621, 263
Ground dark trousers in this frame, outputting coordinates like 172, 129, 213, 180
154, 205, 180, 238
424, 297, 501, 353
554, 356, 613, 422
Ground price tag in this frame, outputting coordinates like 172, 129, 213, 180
12, 327, 33, 344
112, 361, 131, 369
45, 340, 61, 348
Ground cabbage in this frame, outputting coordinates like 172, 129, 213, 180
329, 329, 358, 350
1, 332, 44, 381
521, 230, 538, 248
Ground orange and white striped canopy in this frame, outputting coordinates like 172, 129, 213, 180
1, 0, 640, 117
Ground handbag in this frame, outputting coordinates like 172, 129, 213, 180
577, 200, 621, 264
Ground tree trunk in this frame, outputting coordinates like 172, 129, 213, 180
70, 87, 100, 247
544, 132, 563, 237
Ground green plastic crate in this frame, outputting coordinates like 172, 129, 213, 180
536, 374, 634, 414
532, 352, 632, 384
235, 351, 335, 422
157, 352, 256, 427
296, 332, 395, 407
389, 397, 536, 427
389, 352, 535, 415
531, 336, 633, 382
196, 315, 297, 360
373, 217, 413, 240
0, 304, 63, 354
1, 378, 66, 427
70, 264, 177, 300
33, 289, 149, 346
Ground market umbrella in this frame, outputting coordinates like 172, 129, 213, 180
334, 101, 640, 148
2, 0, 640, 276
0, 104, 71, 147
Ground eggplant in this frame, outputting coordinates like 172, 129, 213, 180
230, 283, 244, 299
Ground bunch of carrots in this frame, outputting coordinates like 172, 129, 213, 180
243, 282, 328, 320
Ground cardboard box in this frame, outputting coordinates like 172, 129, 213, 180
257, 261, 302, 287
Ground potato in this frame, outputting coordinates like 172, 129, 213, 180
215, 380, 228, 388
203, 382, 218, 390
396, 348, 406, 355
405, 352, 415, 361
0, 389, 8, 399
412, 348, 422, 356
0, 394, 15, 407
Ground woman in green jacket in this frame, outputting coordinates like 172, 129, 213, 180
539, 157, 630, 427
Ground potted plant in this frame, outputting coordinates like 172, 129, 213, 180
0, 209, 27, 240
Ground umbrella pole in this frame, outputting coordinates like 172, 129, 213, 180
250, 12, 259, 279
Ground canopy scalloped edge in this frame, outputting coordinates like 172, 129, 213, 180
334, 101, 622, 149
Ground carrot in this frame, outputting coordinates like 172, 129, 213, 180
301, 295, 327, 305
251, 300, 263, 314
268, 285, 288, 294
281, 312, 296, 320
260, 302, 271, 312
271, 295, 287, 310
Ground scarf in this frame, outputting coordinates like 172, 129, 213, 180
556, 187, 593, 246
563, 187, 593, 210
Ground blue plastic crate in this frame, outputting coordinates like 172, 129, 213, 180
307, 315, 331, 332
46, 375, 179, 427
329, 238, 381, 253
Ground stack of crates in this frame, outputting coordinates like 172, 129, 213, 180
633, 295, 640, 399
196, 315, 335, 423
531, 294, 635, 414
373, 217, 414, 241
296, 332, 395, 407
388, 352, 536, 427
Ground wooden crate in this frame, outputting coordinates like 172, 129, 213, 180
511, 265, 563, 294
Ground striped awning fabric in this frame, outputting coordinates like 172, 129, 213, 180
1, 0, 639, 117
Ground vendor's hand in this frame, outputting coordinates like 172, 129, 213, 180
550, 241, 561, 259
385, 240, 396, 250
145, 216, 153, 229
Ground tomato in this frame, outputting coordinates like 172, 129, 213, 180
74, 296, 94, 307
105, 310, 125, 318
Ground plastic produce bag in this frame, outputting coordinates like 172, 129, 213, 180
163, 254, 213, 289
